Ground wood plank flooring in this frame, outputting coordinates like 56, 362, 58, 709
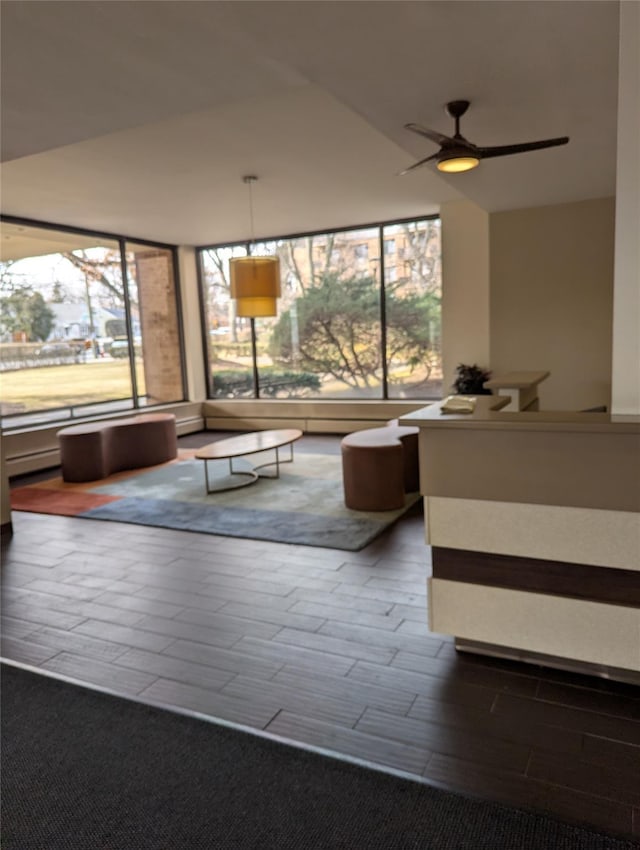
2, 432, 639, 840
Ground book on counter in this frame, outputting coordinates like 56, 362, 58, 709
440, 395, 477, 414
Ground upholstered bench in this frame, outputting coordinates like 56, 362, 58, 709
340, 422, 419, 511
58, 413, 177, 482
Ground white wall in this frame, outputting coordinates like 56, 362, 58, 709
489, 198, 615, 411
440, 200, 491, 394
611, 0, 640, 415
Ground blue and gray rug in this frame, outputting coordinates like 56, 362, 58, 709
12, 451, 419, 551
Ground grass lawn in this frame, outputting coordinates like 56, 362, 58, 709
1, 356, 443, 416
0, 360, 145, 411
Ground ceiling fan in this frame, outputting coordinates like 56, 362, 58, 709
400, 100, 569, 175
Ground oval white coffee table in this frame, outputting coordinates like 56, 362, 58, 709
194, 428, 303, 493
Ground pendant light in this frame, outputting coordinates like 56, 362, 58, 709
230, 176, 280, 317
229, 176, 280, 398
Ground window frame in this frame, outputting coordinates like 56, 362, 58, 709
196, 214, 441, 401
0, 214, 188, 431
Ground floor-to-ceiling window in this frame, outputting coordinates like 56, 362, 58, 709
0, 219, 185, 429
199, 216, 441, 400
382, 219, 442, 399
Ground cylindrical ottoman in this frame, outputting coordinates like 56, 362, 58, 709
106, 414, 177, 473
341, 429, 406, 511
58, 424, 110, 482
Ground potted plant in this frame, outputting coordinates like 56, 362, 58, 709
452, 363, 492, 395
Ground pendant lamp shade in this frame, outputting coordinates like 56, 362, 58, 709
230, 255, 281, 318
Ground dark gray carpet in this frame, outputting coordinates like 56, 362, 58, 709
2, 663, 636, 850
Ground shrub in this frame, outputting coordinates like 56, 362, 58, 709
212, 369, 321, 398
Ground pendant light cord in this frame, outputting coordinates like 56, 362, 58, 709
243, 175, 257, 255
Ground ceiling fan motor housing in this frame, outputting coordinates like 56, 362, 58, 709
445, 100, 470, 119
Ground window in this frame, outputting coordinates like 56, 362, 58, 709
384, 238, 396, 255
383, 220, 442, 399
0, 219, 185, 429
199, 217, 441, 401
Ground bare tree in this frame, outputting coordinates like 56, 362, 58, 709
61, 251, 130, 308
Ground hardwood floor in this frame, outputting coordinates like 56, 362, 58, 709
2, 432, 639, 840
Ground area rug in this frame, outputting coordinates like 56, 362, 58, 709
2, 662, 634, 850
10, 450, 419, 551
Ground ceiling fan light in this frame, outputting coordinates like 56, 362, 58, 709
437, 155, 480, 173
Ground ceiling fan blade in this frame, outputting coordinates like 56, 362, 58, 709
477, 137, 569, 159
397, 152, 439, 176
404, 123, 455, 147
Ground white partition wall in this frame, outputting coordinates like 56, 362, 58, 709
611, 0, 640, 416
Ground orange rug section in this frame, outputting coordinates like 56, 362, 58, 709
10, 487, 122, 516
10, 450, 196, 516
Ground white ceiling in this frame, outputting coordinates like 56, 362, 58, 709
0, 1, 620, 246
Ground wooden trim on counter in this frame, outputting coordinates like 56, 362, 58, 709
432, 546, 640, 607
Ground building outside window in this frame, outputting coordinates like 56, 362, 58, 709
0, 219, 185, 429
199, 216, 442, 400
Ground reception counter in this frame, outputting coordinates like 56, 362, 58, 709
400, 399, 640, 683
